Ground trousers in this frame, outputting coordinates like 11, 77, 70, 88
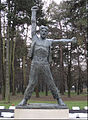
24, 62, 60, 100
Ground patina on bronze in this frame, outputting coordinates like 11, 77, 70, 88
18, 6, 76, 106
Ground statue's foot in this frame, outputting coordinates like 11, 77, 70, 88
57, 98, 66, 106
18, 99, 27, 106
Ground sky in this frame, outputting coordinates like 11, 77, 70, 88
43, 0, 63, 5
42, 0, 64, 11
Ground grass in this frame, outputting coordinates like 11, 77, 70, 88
32, 91, 52, 96
0, 91, 87, 109
65, 101, 87, 110
0, 100, 20, 109
0, 100, 87, 110
64, 91, 87, 96
32, 91, 87, 97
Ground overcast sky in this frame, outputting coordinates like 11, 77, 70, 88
52, 0, 63, 4
43, 0, 63, 5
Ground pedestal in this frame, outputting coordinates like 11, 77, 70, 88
15, 103, 69, 119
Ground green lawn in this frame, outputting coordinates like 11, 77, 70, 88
65, 101, 87, 110
32, 91, 87, 97
0, 100, 87, 109
64, 91, 87, 96
0, 91, 87, 109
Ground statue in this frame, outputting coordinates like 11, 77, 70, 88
18, 6, 76, 106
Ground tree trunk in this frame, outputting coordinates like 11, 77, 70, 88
74, 83, 77, 93
5, 26, 10, 103
59, 45, 65, 95
12, 39, 16, 95
45, 84, 48, 96
22, 58, 24, 94
59, 21, 65, 95
87, 39, 88, 92
9, 38, 13, 93
0, 0, 2, 94
67, 64, 71, 97
0, 0, 6, 100
67, 44, 72, 97
41, 81, 44, 92
35, 85, 40, 98
23, 23, 28, 92
23, 56, 27, 90
77, 46, 81, 95
2, 13, 6, 100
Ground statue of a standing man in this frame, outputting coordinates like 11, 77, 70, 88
18, 6, 76, 106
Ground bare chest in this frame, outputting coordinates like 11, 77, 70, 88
35, 40, 50, 48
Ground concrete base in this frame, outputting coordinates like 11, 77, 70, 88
15, 109, 69, 119
15, 103, 69, 119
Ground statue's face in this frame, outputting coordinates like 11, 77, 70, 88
40, 28, 48, 39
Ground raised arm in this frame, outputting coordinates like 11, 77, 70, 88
51, 37, 77, 44
31, 6, 38, 38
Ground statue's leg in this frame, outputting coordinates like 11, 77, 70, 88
43, 65, 66, 106
18, 64, 38, 106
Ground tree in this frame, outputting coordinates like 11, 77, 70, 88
67, 43, 72, 97
46, 0, 87, 96
2, 11, 6, 100
5, 26, 10, 102
0, 2, 7, 99
0, 0, 2, 94
0, 0, 46, 98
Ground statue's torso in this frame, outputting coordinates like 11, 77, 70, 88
32, 37, 52, 64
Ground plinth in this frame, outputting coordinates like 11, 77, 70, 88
15, 103, 69, 119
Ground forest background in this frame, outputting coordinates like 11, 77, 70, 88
0, 0, 87, 103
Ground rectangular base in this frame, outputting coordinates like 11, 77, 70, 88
15, 109, 69, 119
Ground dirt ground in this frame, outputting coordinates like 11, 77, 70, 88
1, 94, 87, 102
30, 95, 87, 101
32, 95, 87, 101
0, 93, 87, 102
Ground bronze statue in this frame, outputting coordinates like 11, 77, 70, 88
18, 6, 76, 106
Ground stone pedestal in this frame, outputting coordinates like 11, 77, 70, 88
15, 103, 69, 119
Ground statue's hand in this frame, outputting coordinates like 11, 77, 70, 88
71, 37, 77, 43
31, 6, 38, 11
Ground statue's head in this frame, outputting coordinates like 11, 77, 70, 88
40, 25, 48, 39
